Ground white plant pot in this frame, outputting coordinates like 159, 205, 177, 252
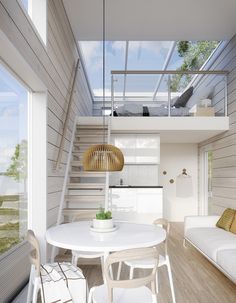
93, 218, 113, 230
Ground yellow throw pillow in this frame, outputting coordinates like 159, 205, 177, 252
230, 213, 236, 234
216, 208, 235, 231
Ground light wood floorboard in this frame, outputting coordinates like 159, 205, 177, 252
56, 223, 236, 303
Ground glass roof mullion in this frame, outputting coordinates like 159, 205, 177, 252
152, 41, 176, 101
123, 41, 129, 100
79, 41, 219, 103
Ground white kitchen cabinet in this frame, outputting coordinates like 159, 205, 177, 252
110, 187, 163, 224
111, 134, 160, 164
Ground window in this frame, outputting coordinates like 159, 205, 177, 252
79, 41, 220, 103
0, 63, 28, 256
21, 0, 28, 10
208, 151, 213, 213
20, 0, 47, 45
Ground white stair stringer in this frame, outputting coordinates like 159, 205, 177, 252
62, 123, 108, 222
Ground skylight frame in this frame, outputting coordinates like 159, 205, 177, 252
123, 41, 129, 100
78, 40, 221, 103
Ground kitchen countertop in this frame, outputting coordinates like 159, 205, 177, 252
109, 185, 163, 188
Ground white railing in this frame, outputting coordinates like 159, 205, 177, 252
110, 70, 228, 117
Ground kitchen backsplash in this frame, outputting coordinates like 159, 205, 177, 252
110, 164, 159, 186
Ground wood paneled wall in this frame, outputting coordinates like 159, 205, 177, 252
46, 1, 92, 228
199, 35, 236, 214
0, 0, 93, 229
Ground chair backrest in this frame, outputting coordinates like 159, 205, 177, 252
153, 218, 170, 255
27, 230, 41, 277
104, 247, 159, 303
72, 210, 97, 222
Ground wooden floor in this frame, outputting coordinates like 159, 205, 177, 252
56, 223, 236, 303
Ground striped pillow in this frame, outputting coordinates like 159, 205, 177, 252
216, 208, 235, 231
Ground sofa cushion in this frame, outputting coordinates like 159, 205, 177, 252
217, 249, 236, 281
216, 208, 235, 231
174, 86, 193, 108
123, 103, 143, 116
186, 85, 214, 109
230, 212, 236, 234
185, 227, 236, 262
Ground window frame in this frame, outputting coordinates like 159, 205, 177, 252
0, 28, 47, 301
0, 60, 30, 257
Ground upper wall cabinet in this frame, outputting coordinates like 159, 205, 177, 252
111, 133, 160, 164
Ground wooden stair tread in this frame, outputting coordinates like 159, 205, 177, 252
76, 125, 108, 129
67, 183, 105, 189
65, 196, 105, 202
71, 161, 83, 166
59, 124, 107, 223
62, 208, 99, 215
70, 172, 106, 177
75, 134, 107, 138
73, 143, 106, 147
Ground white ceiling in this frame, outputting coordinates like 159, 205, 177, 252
63, 0, 236, 41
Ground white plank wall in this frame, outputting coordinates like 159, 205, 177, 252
199, 35, 236, 214
0, 0, 92, 230
46, 1, 93, 227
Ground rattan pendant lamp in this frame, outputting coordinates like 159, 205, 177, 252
83, 0, 124, 172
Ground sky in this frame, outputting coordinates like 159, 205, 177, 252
79, 41, 185, 98
0, 65, 28, 173
79, 41, 220, 100
0, 0, 28, 173
21, 0, 28, 11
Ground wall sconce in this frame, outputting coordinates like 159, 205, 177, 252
176, 168, 193, 198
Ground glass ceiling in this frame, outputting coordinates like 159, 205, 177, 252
79, 41, 220, 102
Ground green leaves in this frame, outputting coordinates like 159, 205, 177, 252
177, 41, 190, 57
171, 41, 219, 92
106, 211, 112, 219
96, 208, 112, 220
5, 140, 27, 182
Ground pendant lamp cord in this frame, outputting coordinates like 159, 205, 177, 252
103, 0, 105, 144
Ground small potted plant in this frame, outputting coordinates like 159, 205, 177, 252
93, 207, 113, 230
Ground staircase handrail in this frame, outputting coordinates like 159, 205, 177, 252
55, 59, 80, 170
56, 118, 77, 225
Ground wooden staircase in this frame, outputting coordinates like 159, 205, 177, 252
62, 124, 108, 222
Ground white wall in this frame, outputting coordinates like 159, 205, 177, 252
159, 144, 198, 222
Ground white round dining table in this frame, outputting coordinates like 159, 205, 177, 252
46, 221, 166, 255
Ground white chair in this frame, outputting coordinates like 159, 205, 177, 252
27, 230, 87, 303
118, 218, 176, 303
27, 230, 44, 303
71, 212, 105, 269
88, 247, 159, 303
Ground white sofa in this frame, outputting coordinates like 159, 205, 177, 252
184, 215, 236, 283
